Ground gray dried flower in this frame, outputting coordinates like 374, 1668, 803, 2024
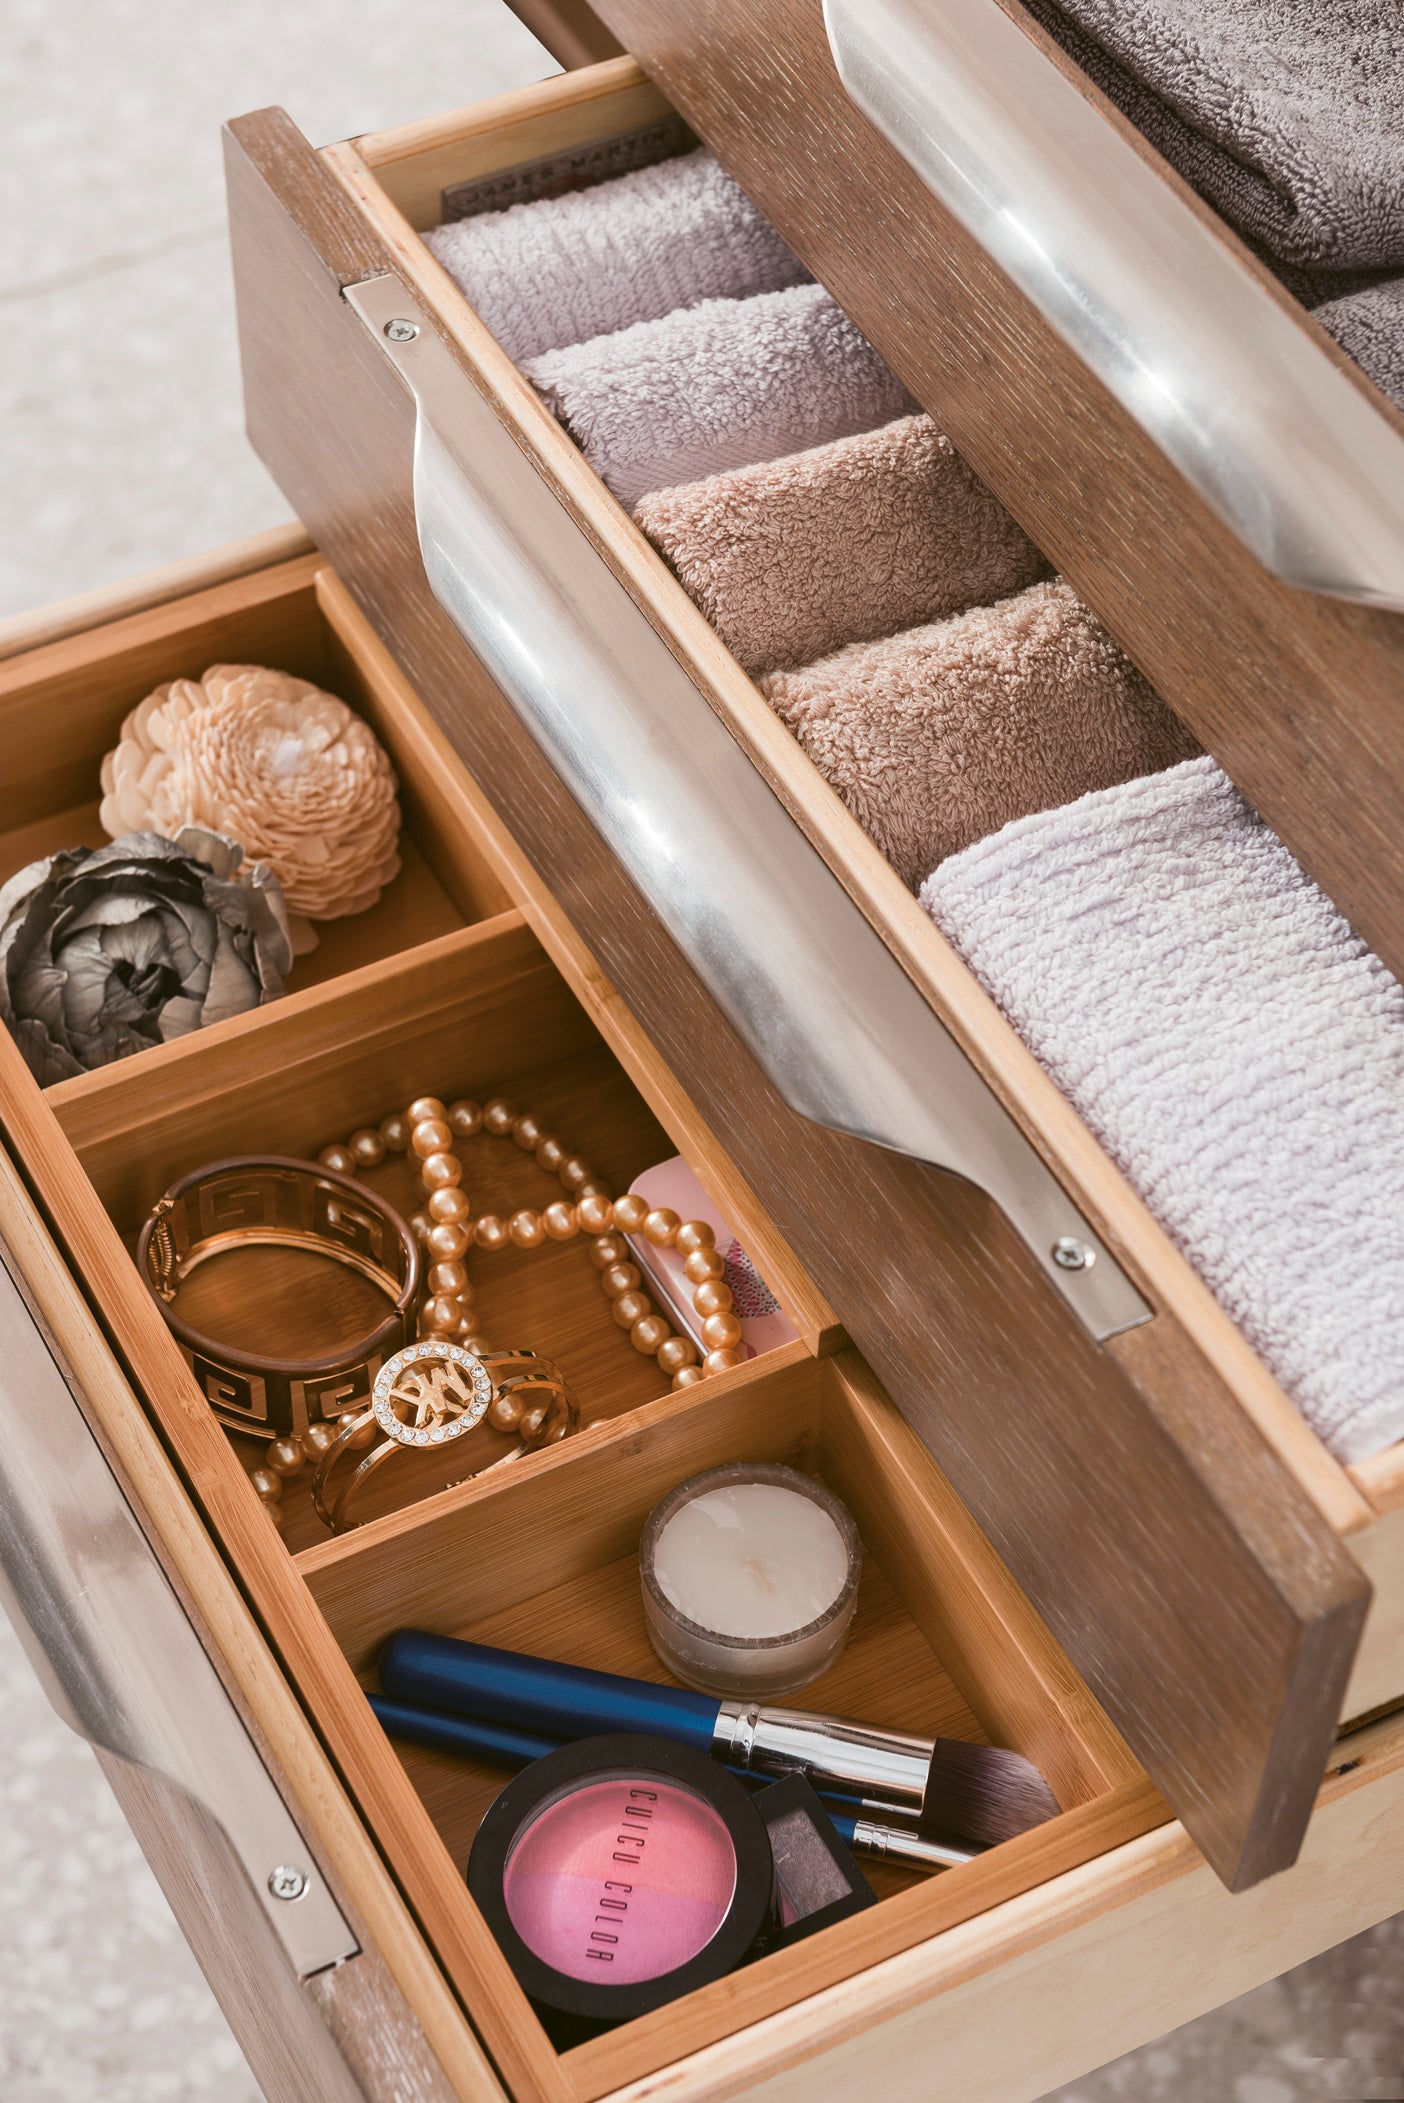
0, 828, 293, 1086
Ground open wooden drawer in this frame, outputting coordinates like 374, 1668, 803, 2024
2, 534, 1404, 2103
221, 50, 1404, 1899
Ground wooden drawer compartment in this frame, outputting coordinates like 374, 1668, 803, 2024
222, 53, 1402, 1894
0, 546, 514, 990
0, 538, 1142, 2097
300, 1350, 1149, 2099
4, 538, 1404, 2103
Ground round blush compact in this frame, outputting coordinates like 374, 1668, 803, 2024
467, 1733, 775, 2040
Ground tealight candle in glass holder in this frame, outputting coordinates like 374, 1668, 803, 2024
639, 1463, 862, 1698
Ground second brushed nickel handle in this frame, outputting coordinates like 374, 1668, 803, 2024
824, 0, 1404, 611
0, 1237, 358, 1982
346, 273, 1151, 1344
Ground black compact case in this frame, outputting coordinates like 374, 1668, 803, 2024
753, 1775, 877, 1948
467, 1732, 776, 2045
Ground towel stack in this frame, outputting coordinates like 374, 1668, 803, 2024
426, 142, 1404, 1460
424, 137, 1198, 883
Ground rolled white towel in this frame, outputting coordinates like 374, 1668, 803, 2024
921, 755, 1404, 1464
523, 282, 919, 510
424, 148, 809, 363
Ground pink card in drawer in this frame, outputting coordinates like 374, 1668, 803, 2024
624, 1158, 798, 1362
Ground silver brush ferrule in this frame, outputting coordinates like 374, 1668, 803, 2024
711, 1700, 934, 1812
849, 1820, 975, 1871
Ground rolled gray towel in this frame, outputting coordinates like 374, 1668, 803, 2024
921, 756, 1404, 1464
523, 282, 919, 510
424, 149, 809, 363
1022, 0, 1404, 274
1312, 277, 1404, 415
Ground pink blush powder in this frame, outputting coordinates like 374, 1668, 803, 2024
502, 1776, 738, 1985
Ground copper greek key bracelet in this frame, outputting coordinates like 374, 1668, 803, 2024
136, 1156, 421, 1441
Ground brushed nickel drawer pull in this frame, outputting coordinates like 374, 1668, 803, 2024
823, 0, 1404, 611
344, 272, 1150, 1343
0, 1244, 358, 1981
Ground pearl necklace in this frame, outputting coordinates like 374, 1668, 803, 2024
244, 1092, 748, 1529
317, 1092, 746, 1388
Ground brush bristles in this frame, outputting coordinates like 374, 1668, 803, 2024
925, 1738, 1061, 1847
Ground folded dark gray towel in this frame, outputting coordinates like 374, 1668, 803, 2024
1312, 278, 1404, 414
523, 283, 919, 510
1023, 0, 1404, 275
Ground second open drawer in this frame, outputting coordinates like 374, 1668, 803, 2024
7, 534, 1404, 2102
0, 538, 1157, 2101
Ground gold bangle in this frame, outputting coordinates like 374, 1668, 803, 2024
309, 1339, 578, 1533
136, 1155, 421, 1443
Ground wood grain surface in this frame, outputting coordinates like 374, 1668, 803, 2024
589, 0, 1404, 996
502, 0, 624, 68
99, 1755, 457, 2103
0, 522, 315, 661
223, 102, 1370, 1890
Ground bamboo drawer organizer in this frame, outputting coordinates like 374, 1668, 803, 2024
2, 540, 1402, 2103
219, 49, 1404, 1904
0, 543, 1163, 2102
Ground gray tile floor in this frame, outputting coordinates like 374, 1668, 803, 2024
1, 2, 1402, 2097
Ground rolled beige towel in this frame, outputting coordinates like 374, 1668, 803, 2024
761, 579, 1200, 887
523, 282, 918, 510
634, 415, 1050, 676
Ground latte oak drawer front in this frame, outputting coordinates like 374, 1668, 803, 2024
220, 59, 1404, 1903
4, 535, 1404, 2103
582, 0, 1404, 1004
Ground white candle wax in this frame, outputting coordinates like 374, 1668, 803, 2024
640, 1465, 862, 1697
653, 1484, 849, 1638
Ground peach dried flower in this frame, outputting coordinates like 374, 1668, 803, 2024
100, 665, 402, 932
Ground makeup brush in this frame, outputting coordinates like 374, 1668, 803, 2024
378, 1631, 1060, 1847
369, 1694, 978, 1873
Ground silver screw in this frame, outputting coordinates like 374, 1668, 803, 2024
1052, 1236, 1096, 1272
384, 317, 419, 343
268, 1865, 309, 1902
